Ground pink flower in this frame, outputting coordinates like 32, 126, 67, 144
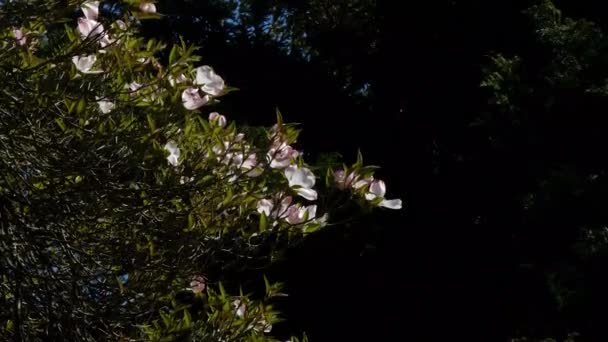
256, 199, 274, 217
334, 170, 359, 190
139, 2, 157, 14
268, 142, 299, 169
164, 141, 181, 167
81, 1, 99, 20
168, 73, 187, 87
181, 87, 209, 110
96, 97, 114, 113
13, 28, 26, 46
232, 299, 246, 318
113, 20, 127, 31
285, 204, 317, 225
208, 112, 226, 127
77, 17, 104, 38
353, 176, 373, 189
127, 81, 143, 92
195, 65, 225, 96
242, 154, 262, 177
257, 196, 293, 220
284, 165, 317, 200
72, 55, 103, 74
364, 180, 402, 209
190, 275, 206, 294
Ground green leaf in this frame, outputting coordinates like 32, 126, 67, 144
169, 45, 178, 65
276, 108, 283, 126
76, 98, 86, 114
259, 212, 268, 232
146, 113, 156, 131
55, 118, 67, 131
187, 212, 195, 231
183, 309, 192, 328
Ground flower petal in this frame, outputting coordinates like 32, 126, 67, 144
139, 2, 157, 14
368, 180, 386, 198
81, 1, 99, 20
296, 188, 318, 201
97, 99, 114, 114
181, 87, 208, 110
256, 199, 273, 216
195, 65, 225, 96
379, 199, 402, 210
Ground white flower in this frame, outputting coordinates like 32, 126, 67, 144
234, 133, 245, 142
127, 81, 143, 93
96, 97, 114, 113
77, 17, 104, 38
257, 196, 293, 220
334, 170, 360, 190
268, 142, 298, 169
232, 299, 246, 318
81, 1, 99, 20
99, 35, 114, 48
353, 176, 373, 189
189, 275, 206, 294
72, 55, 103, 74
195, 65, 225, 96
256, 199, 274, 217
253, 319, 272, 333
113, 20, 127, 31
182, 87, 209, 110
139, 2, 157, 14
168, 73, 187, 87
179, 176, 194, 184
284, 165, 317, 200
208, 112, 226, 127
242, 153, 262, 177
164, 141, 181, 167
285, 204, 317, 225
13, 28, 26, 46
365, 180, 402, 209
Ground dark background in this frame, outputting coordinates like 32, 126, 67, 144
136, 0, 608, 340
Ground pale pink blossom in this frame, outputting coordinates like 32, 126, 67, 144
195, 65, 225, 96
268, 142, 298, 169
113, 20, 127, 31
285, 204, 317, 225
234, 133, 245, 142
334, 170, 360, 190
253, 319, 273, 333
181, 87, 209, 110
164, 141, 181, 167
81, 1, 99, 20
364, 180, 402, 209
209, 112, 227, 127
96, 97, 114, 113
242, 154, 262, 177
99, 35, 114, 48
139, 2, 157, 14
284, 165, 317, 200
232, 299, 246, 318
190, 275, 206, 293
257, 196, 293, 220
77, 18, 104, 38
353, 176, 373, 189
168, 73, 187, 87
13, 28, 26, 46
72, 55, 103, 74
256, 199, 274, 217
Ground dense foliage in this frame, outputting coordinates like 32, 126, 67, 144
0, 1, 400, 340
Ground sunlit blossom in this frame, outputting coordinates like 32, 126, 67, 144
164, 141, 181, 167
284, 165, 317, 200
